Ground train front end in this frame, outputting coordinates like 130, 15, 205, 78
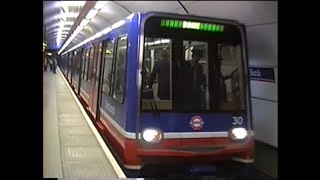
134, 12, 254, 173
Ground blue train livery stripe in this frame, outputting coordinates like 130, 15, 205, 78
137, 113, 248, 133
100, 89, 127, 130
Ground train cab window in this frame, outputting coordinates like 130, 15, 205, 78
112, 36, 128, 103
182, 41, 209, 111
216, 43, 245, 111
141, 38, 172, 110
101, 40, 115, 95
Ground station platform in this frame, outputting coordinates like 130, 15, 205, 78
43, 68, 126, 179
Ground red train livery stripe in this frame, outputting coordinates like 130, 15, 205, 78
98, 111, 254, 169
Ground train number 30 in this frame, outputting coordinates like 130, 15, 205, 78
232, 116, 244, 125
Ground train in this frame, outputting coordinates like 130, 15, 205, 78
59, 11, 254, 177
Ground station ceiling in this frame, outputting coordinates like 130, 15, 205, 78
43, 1, 277, 53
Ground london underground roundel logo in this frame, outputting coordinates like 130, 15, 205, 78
190, 116, 204, 130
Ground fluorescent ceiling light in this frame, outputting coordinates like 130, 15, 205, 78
126, 13, 134, 20
112, 20, 125, 29
101, 27, 112, 34
94, 1, 109, 10
85, 9, 99, 19
80, 19, 90, 27
60, 1, 86, 7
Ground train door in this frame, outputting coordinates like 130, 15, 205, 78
89, 43, 103, 119
98, 39, 115, 125
94, 43, 104, 119
88, 44, 97, 115
76, 48, 84, 95
80, 47, 92, 106
80, 49, 86, 100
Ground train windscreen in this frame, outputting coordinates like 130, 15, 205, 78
141, 16, 247, 113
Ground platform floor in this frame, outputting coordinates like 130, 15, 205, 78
254, 141, 277, 178
43, 69, 123, 179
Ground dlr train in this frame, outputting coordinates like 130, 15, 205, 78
59, 11, 254, 177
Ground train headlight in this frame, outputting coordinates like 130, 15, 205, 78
230, 127, 248, 140
141, 128, 163, 143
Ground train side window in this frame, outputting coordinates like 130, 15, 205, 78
81, 50, 85, 79
101, 40, 115, 95
81, 48, 88, 79
88, 46, 95, 83
85, 48, 88, 80
182, 40, 209, 111
95, 43, 103, 80
112, 35, 128, 103
85, 47, 91, 81
76, 50, 81, 78
67, 53, 71, 75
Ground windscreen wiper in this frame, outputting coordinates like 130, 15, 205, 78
141, 68, 160, 119
151, 97, 160, 119
144, 87, 160, 119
